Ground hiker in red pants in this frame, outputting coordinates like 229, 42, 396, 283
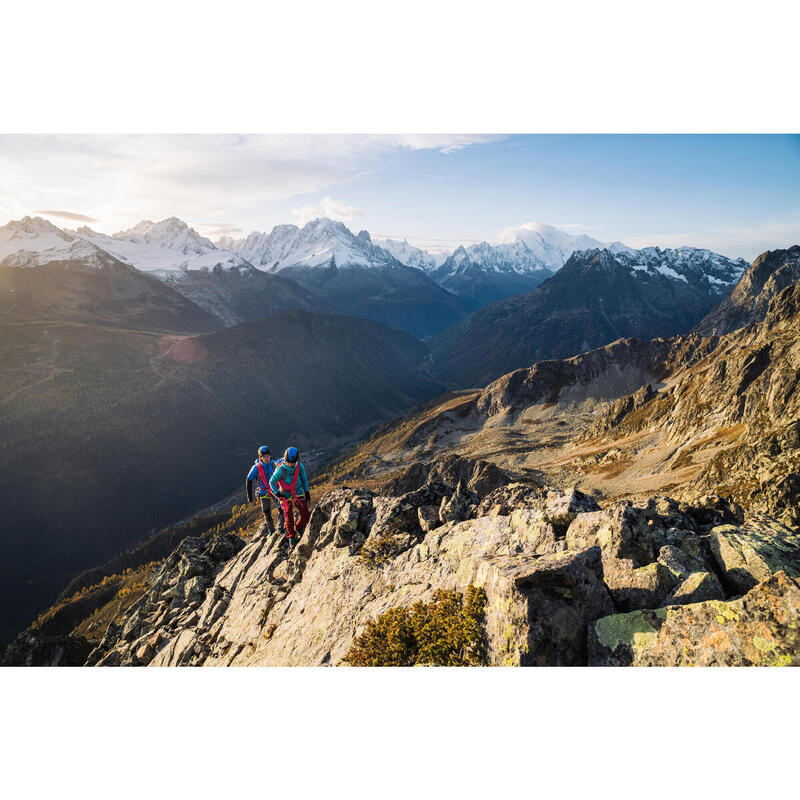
269, 446, 311, 551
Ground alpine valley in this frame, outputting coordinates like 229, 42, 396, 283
1, 212, 798, 666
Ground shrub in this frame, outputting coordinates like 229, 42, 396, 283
342, 585, 488, 666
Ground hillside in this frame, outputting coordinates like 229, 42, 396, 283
0, 309, 442, 645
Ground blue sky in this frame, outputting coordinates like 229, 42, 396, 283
1, 134, 798, 260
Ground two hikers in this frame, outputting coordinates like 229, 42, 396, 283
246, 446, 285, 536
246, 444, 310, 551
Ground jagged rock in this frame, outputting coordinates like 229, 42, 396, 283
85, 532, 245, 667
686, 494, 745, 528
667, 571, 726, 606
602, 560, 678, 612
417, 505, 441, 532
543, 488, 601, 529
477, 482, 547, 516
709, 514, 800, 594
508, 510, 565, 555
383, 454, 509, 497
86, 484, 800, 667
2, 631, 92, 667
489, 546, 613, 666
311, 488, 374, 550
589, 571, 800, 666
589, 382, 656, 435
439, 480, 477, 524
565, 505, 658, 567
657, 544, 708, 580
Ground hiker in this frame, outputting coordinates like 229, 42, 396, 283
246, 445, 285, 535
269, 446, 311, 550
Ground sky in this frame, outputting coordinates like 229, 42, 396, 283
1, 134, 798, 261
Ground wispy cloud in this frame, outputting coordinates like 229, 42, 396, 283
0, 135, 506, 234
392, 134, 506, 154
32, 209, 98, 223
196, 222, 242, 238
622, 210, 800, 260
291, 196, 365, 227
552, 223, 601, 233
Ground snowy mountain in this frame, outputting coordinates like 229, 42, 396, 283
225, 218, 402, 272
612, 246, 748, 293
75, 217, 252, 272
0, 216, 109, 268
371, 237, 446, 270
221, 218, 469, 337
496, 221, 630, 270
429, 241, 554, 307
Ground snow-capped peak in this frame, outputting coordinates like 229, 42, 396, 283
75, 217, 252, 273
0, 217, 115, 268
227, 217, 402, 273
566, 246, 749, 293
371, 237, 446, 270
496, 222, 610, 270
112, 217, 215, 255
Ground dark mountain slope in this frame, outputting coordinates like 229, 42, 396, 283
279, 260, 469, 338
0, 310, 442, 644
0, 248, 221, 333
430, 248, 740, 387
155, 265, 328, 326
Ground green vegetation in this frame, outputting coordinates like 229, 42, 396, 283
358, 529, 405, 568
342, 585, 488, 666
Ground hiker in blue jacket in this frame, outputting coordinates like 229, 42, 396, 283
269, 446, 311, 549
246, 445, 284, 535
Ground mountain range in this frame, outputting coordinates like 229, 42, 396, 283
430, 245, 748, 387
0, 210, 777, 651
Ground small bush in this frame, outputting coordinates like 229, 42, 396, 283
342, 585, 488, 666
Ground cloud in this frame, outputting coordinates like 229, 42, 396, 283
196, 222, 243, 238
0, 135, 506, 234
552, 223, 601, 233
291, 196, 365, 227
391, 134, 506, 154
621, 210, 800, 261
32, 209, 99, 223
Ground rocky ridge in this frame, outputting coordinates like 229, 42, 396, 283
72, 456, 799, 667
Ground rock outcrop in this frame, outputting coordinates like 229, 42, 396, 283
84, 471, 800, 667
694, 245, 800, 336
589, 572, 800, 666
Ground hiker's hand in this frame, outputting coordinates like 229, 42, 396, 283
305, 491, 311, 504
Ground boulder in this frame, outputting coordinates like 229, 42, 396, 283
601, 559, 678, 612
709, 514, 800, 594
565, 505, 657, 567
657, 544, 707, 581
589, 571, 800, 666
667, 571, 726, 606
687, 494, 745, 528
476, 482, 547, 517
493, 546, 614, 666
383, 454, 509, 498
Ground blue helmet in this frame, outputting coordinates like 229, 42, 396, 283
284, 446, 299, 464
258, 445, 271, 456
